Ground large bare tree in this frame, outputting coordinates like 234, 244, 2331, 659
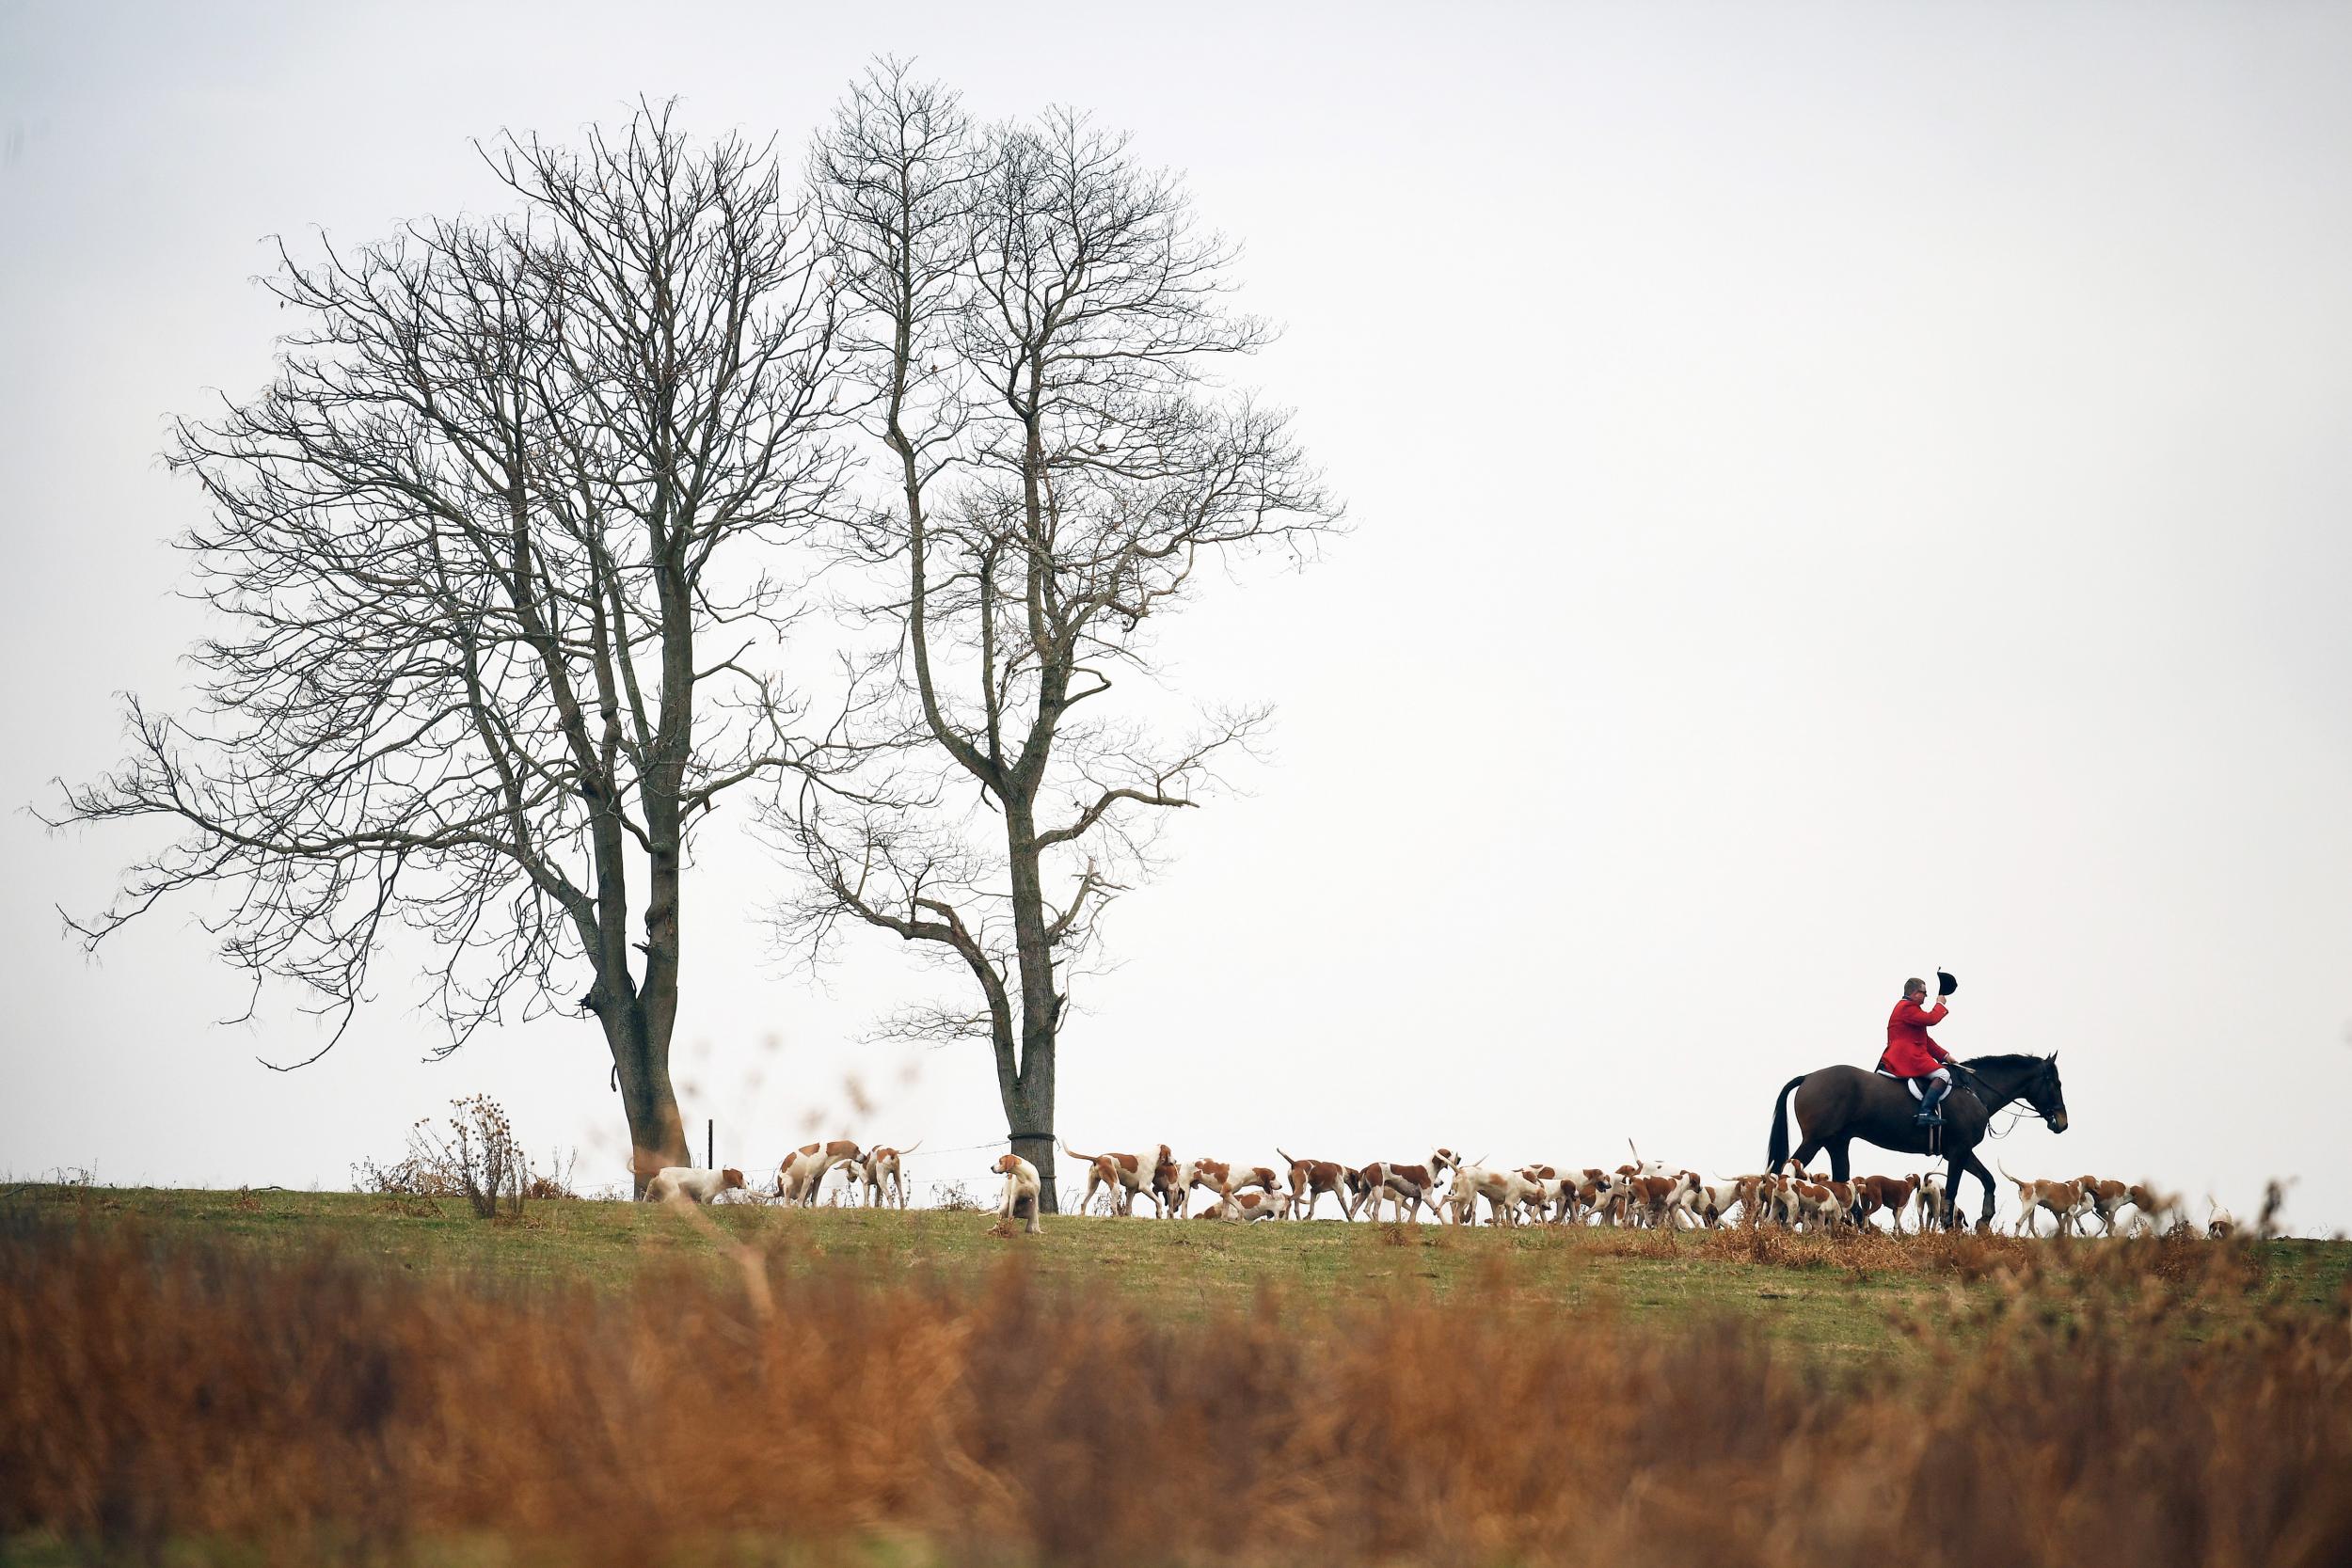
773, 66, 1342, 1207
55, 105, 844, 1189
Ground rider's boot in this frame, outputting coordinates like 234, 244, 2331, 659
1914, 1079, 1947, 1127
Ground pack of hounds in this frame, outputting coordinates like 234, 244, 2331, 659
1012, 1146, 2185, 1238
644, 1139, 2191, 1239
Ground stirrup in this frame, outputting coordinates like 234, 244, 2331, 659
1915, 1106, 1944, 1127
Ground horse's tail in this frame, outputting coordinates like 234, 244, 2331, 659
1765, 1075, 1806, 1173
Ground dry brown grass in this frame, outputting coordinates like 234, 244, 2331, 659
3, 1208, 2348, 1567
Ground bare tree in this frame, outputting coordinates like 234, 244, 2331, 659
773, 66, 1342, 1207
53, 104, 844, 1190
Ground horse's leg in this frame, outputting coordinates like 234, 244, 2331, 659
1790, 1134, 1824, 1177
1955, 1148, 1998, 1232
1828, 1140, 1851, 1183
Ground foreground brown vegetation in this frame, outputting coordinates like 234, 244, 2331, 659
4, 1204, 2348, 1568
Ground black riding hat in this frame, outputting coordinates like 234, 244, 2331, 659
1936, 970, 1958, 996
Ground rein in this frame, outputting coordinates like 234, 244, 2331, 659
1979, 1102, 2034, 1140
1954, 1063, 2049, 1141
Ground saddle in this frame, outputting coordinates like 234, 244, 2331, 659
1873, 1067, 1933, 1101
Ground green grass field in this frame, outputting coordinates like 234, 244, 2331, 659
14, 1181, 2347, 1363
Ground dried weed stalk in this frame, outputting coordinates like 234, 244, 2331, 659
2, 1199, 2345, 1567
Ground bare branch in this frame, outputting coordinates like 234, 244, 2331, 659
771, 67, 1344, 1208
55, 103, 850, 1190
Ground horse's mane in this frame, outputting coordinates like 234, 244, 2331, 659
1960, 1053, 2050, 1075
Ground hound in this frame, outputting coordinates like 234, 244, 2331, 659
1078, 1154, 1130, 1216
1659, 1171, 1724, 1229
777, 1140, 863, 1207
2000, 1164, 2091, 1237
1518, 1166, 1574, 1224
2135, 1184, 2181, 1234
1153, 1155, 1194, 1217
1855, 1174, 1922, 1234
1773, 1163, 1854, 1230
1630, 1166, 1677, 1227
1757, 1173, 1807, 1227
993, 1152, 1044, 1234
1358, 1150, 1460, 1223
1915, 1172, 1955, 1231
1569, 1169, 1620, 1225
1191, 1159, 1280, 1205
830, 1157, 867, 1205
1208, 1188, 1294, 1222
1277, 1149, 1358, 1220
1621, 1171, 1701, 1228
858, 1143, 919, 1209
1785, 1178, 1852, 1232
644, 1166, 746, 1204
1622, 1144, 1674, 1180
1578, 1170, 1631, 1227
1443, 1163, 1540, 1226
2076, 1176, 2163, 1237
1438, 1164, 1482, 1226
1686, 1178, 1748, 1228
1727, 1174, 1778, 1227
1157, 1155, 1231, 1218
1062, 1144, 1167, 1217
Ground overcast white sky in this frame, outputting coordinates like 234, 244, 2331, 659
3, 2, 2347, 1231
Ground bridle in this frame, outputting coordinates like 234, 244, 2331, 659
1954, 1063, 2064, 1139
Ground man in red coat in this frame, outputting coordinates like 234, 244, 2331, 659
1879, 977, 1954, 1125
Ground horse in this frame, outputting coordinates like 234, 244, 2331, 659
1765, 1053, 2069, 1231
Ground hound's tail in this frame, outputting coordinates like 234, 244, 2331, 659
1277, 1147, 1298, 1168
1765, 1075, 1806, 1173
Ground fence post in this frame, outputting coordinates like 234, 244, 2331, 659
707, 1119, 715, 1171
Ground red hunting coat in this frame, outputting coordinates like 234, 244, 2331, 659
1879, 998, 1952, 1078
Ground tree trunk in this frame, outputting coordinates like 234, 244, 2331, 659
1009, 1057, 1057, 1213
1011, 1131, 1057, 1214
994, 1038, 1058, 1214
1001, 803, 1061, 1212
606, 1006, 688, 1196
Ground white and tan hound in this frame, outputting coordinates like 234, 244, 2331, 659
644, 1166, 745, 1204
777, 1140, 863, 1207
1277, 1149, 1358, 1220
993, 1152, 1043, 1234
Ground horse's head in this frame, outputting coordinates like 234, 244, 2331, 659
2024, 1053, 2069, 1133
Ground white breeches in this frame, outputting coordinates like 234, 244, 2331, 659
1905, 1067, 1953, 1100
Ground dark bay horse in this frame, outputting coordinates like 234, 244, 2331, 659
1765, 1053, 2069, 1230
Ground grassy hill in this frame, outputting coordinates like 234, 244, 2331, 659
13, 1180, 2347, 1360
